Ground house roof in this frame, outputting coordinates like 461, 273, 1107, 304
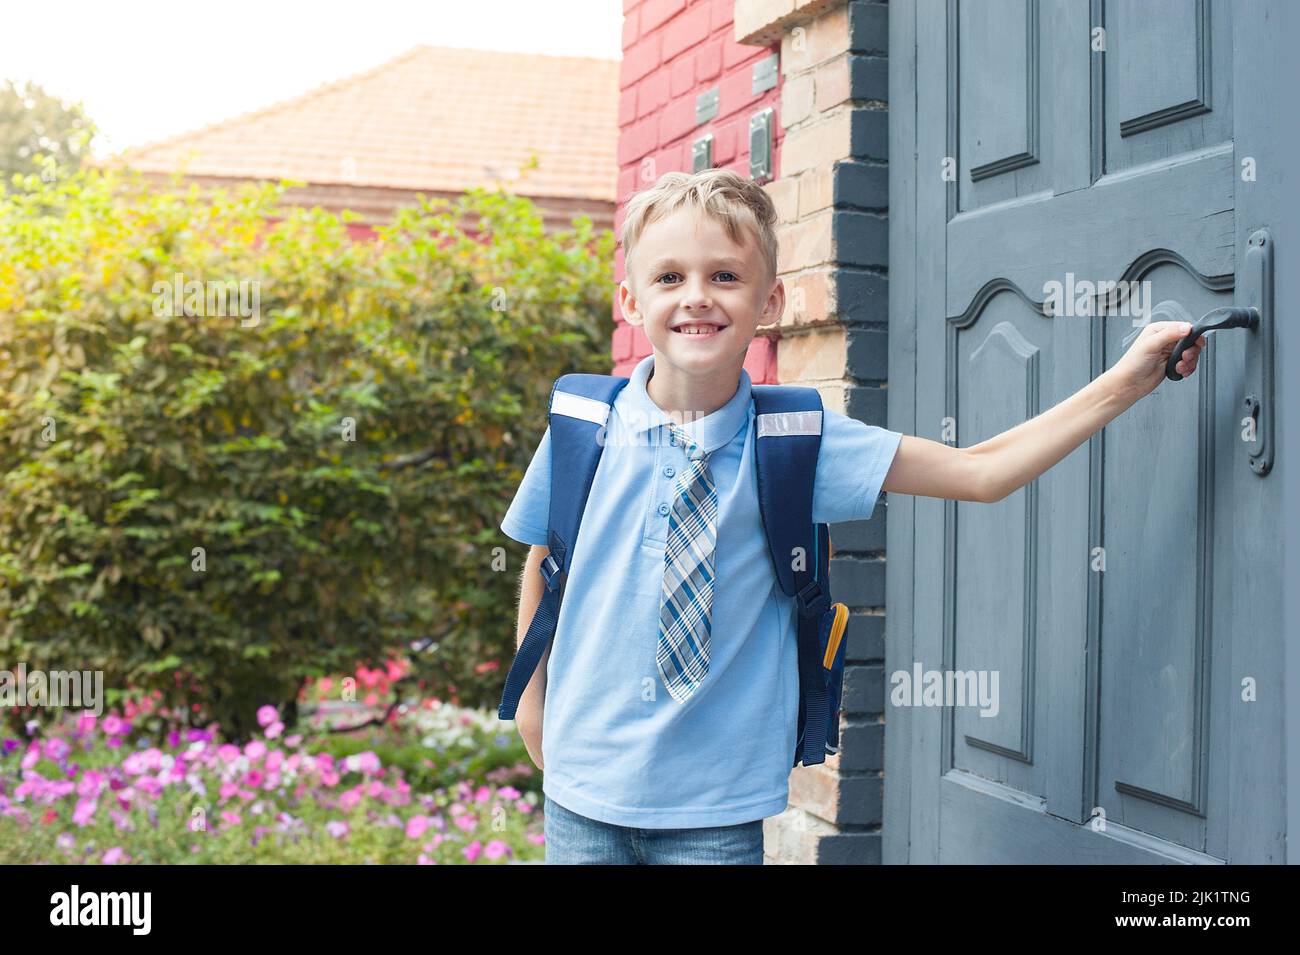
107, 45, 619, 202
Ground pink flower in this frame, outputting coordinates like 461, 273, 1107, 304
474, 785, 491, 803
76, 713, 97, 735
76, 770, 103, 799
45, 738, 70, 762
243, 740, 267, 763
484, 840, 511, 860
498, 786, 522, 800
220, 811, 242, 826
463, 840, 483, 862
102, 847, 128, 865
73, 799, 97, 826
256, 705, 279, 728
264, 721, 284, 739
527, 833, 545, 845
284, 734, 303, 749
101, 715, 125, 736
243, 769, 264, 789
344, 752, 381, 775
406, 815, 430, 840
217, 744, 240, 764
417, 853, 436, 865
318, 678, 333, 695
453, 814, 477, 832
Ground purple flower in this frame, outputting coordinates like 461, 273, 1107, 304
325, 820, 349, 839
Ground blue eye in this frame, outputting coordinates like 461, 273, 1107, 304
715, 271, 738, 282
656, 273, 680, 284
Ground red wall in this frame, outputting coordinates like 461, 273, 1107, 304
614, 0, 782, 383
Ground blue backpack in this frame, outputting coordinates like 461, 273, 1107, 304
497, 371, 851, 768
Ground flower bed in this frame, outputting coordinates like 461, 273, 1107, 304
0, 692, 544, 864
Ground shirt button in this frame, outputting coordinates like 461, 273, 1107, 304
657, 503, 670, 516
663, 465, 675, 477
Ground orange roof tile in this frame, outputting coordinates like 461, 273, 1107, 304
107, 45, 619, 202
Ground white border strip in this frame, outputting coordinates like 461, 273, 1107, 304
756, 410, 822, 438
551, 390, 611, 426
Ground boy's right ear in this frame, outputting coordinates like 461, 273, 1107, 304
617, 280, 643, 326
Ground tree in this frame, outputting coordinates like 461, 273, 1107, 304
0, 79, 97, 185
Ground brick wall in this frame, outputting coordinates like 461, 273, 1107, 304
614, 0, 783, 383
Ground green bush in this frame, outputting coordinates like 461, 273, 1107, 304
0, 167, 613, 741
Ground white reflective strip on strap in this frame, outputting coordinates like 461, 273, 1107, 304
756, 409, 822, 438
551, 389, 611, 426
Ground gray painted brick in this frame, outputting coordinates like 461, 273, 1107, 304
828, 554, 886, 605
833, 209, 887, 268
836, 269, 889, 324
850, 54, 889, 102
847, 325, 890, 380
829, 514, 887, 552
850, 108, 888, 161
848, 1, 889, 56
816, 830, 882, 864
846, 383, 887, 425
835, 775, 883, 826
838, 719, 885, 771
844, 662, 886, 713
835, 159, 888, 210
844, 611, 886, 661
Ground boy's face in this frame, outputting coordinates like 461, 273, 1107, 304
618, 205, 784, 384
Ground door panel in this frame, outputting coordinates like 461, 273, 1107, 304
902, 0, 1284, 863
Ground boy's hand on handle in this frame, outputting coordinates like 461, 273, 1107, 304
1110, 320, 1207, 401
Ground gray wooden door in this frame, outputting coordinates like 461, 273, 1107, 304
887, 0, 1286, 863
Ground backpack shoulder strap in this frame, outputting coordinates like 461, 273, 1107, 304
546, 372, 631, 577
751, 383, 835, 768
497, 371, 628, 720
750, 384, 830, 611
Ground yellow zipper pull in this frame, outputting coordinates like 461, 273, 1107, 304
822, 602, 849, 670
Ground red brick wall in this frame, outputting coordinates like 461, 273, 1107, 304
613, 0, 782, 384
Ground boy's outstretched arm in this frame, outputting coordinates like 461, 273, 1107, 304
880, 320, 1208, 504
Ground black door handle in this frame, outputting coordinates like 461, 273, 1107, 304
1165, 306, 1260, 381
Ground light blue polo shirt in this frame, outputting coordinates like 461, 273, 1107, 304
499, 352, 903, 828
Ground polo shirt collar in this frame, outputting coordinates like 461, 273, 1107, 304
619, 352, 752, 456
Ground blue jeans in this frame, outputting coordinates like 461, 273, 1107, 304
543, 794, 766, 864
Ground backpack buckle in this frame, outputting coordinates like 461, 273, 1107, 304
539, 554, 566, 593
795, 578, 830, 618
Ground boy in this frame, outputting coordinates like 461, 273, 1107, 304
499, 169, 1206, 865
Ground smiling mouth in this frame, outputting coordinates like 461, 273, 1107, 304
672, 323, 726, 337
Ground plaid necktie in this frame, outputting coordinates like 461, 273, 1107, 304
657, 423, 717, 703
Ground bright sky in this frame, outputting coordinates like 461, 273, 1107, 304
0, 0, 623, 156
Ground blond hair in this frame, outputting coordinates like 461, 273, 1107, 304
620, 169, 779, 293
